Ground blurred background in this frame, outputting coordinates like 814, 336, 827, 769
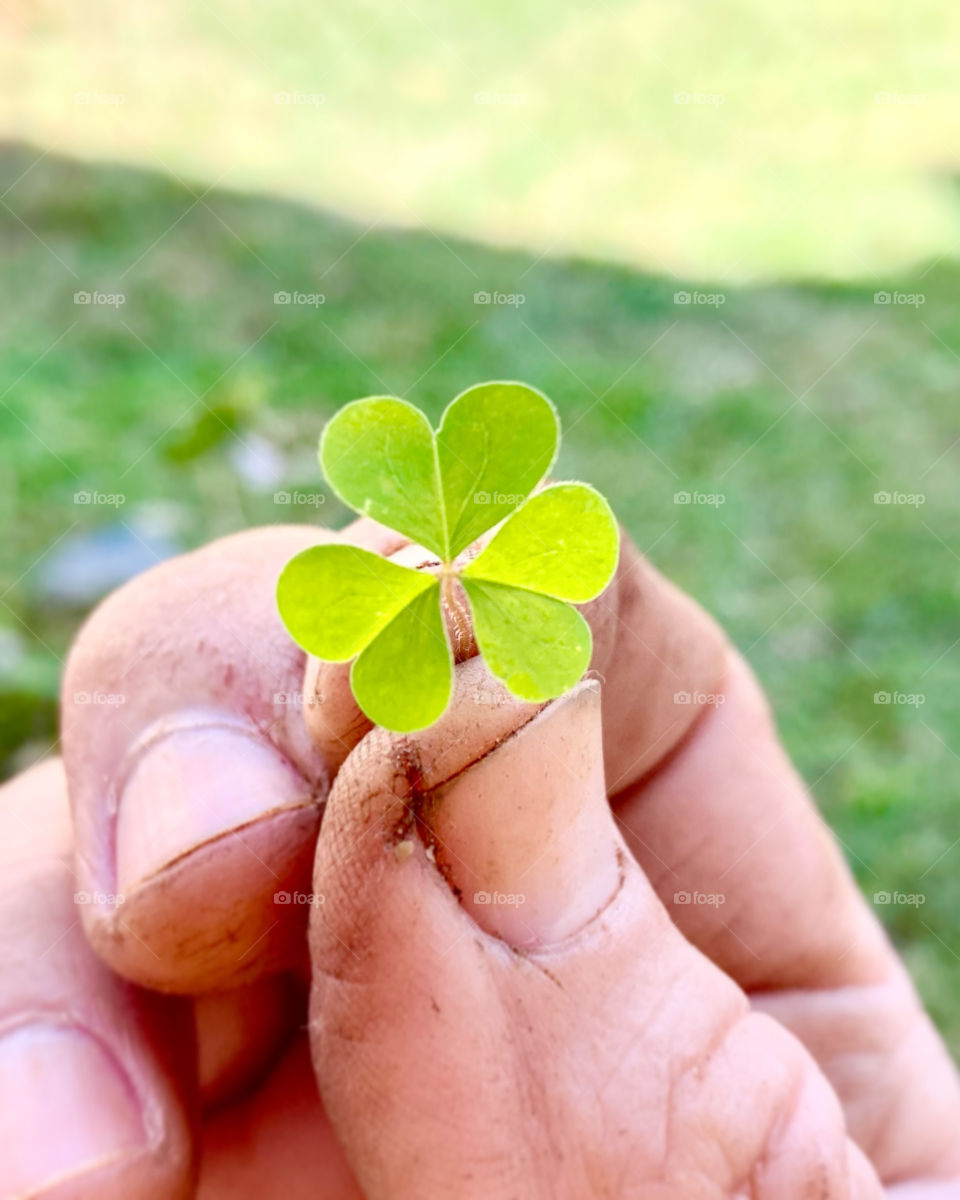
1, 2, 958, 1049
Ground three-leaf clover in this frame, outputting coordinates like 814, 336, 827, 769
276, 381, 619, 733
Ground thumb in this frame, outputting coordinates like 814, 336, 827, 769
308, 660, 880, 1200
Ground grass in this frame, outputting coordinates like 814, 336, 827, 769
1, 143, 959, 1052
4, 0, 960, 280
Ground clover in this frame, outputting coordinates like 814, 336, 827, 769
276, 381, 619, 732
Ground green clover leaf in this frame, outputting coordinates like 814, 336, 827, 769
319, 381, 559, 560
277, 381, 619, 732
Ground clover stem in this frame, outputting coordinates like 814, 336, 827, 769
440, 566, 476, 662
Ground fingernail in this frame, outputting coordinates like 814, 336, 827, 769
0, 1024, 144, 1196
426, 681, 621, 946
116, 718, 313, 893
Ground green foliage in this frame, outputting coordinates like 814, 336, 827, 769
278, 383, 618, 730
276, 545, 435, 661
462, 580, 593, 702
320, 398, 447, 557
463, 483, 618, 602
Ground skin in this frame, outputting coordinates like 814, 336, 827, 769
0, 518, 957, 1198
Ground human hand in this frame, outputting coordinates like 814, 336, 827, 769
2, 520, 958, 1198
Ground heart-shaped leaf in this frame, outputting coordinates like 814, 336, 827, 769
351, 584, 452, 732
461, 578, 593, 701
463, 483, 618, 602
277, 543, 435, 660
436, 381, 559, 558
320, 397, 446, 557
319, 382, 558, 561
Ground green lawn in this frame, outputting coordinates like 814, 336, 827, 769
1, 144, 959, 1051
4, 0, 960, 280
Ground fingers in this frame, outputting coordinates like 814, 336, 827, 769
57, 516, 719, 997
0, 760, 194, 1199
584, 533, 730, 790
422, 676, 620, 946
62, 526, 355, 993
194, 975, 304, 1112
596, 548, 960, 1181
611, 647, 888, 989
293, 522, 958, 1184
58, 506, 959, 1189
197, 1035, 363, 1200
309, 662, 880, 1199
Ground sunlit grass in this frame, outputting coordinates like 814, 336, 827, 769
4, 0, 960, 279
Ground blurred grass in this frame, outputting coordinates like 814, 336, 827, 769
1, 144, 959, 1051
4, 0, 960, 279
